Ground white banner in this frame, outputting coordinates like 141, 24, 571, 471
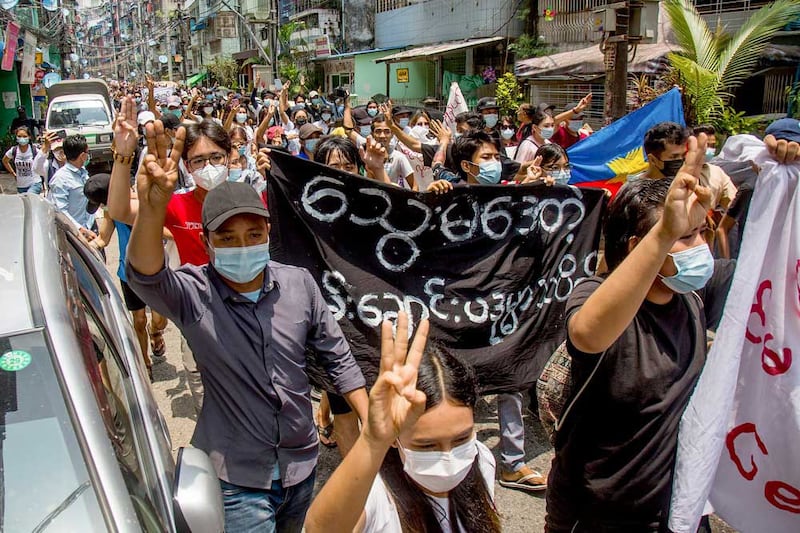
442, 81, 468, 134
19, 31, 37, 85
670, 138, 800, 532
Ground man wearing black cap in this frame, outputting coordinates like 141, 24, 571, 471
126, 163, 368, 531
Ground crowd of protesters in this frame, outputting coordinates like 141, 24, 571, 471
12, 72, 800, 532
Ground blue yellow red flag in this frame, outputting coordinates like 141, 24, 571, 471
567, 88, 685, 195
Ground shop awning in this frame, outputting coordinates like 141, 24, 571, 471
514, 42, 675, 79
233, 49, 260, 61
187, 71, 207, 88
375, 37, 505, 64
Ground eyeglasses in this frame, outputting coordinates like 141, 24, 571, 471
187, 152, 227, 170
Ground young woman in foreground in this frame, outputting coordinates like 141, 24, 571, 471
305, 313, 500, 533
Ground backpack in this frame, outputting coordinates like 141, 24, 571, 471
537, 291, 703, 444
536, 341, 606, 444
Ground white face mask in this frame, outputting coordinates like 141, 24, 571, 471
192, 164, 229, 190
399, 437, 478, 494
540, 126, 555, 140
236, 113, 248, 123
568, 120, 583, 132
411, 125, 430, 141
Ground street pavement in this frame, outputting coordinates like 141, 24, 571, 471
0, 172, 736, 532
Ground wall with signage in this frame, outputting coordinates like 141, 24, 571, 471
386, 61, 432, 104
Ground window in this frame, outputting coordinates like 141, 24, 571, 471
63, 237, 167, 532
330, 73, 352, 92
48, 100, 110, 128
0, 330, 106, 532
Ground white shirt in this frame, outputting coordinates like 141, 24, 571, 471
362, 441, 496, 533
5, 144, 39, 188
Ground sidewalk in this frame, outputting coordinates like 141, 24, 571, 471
0, 171, 18, 194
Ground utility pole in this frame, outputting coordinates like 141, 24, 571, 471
602, 2, 630, 123
177, 0, 189, 82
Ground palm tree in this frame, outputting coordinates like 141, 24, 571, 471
664, 0, 800, 124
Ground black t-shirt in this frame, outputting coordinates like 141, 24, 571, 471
420, 143, 521, 182
546, 261, 734, 530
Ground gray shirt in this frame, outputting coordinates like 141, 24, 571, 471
126, 260, 365, 489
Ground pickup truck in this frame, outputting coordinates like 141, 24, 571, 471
46, 79, 115, 170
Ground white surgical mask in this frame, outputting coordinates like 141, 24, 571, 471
568, 120, 583, 132
236, 113, 248, 123
483, 113, 499, 128
540, 126, 555, 140
203, 107, 213, 115
398, 117, 410, 129
367, 107, 378, 117
321, 113, 332, 122
412, 125, 430, 140
500, 128, 515, 140
399, 438, 478, 494
192, 164, 229, 190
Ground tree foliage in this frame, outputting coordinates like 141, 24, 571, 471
664, 0, 800, 124
495, 72, 523, 116
206, 56, 239, 89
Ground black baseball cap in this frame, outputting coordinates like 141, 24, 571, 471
201, 181, 270, 232
765, 118, 800, 143
83, 173, 111, 214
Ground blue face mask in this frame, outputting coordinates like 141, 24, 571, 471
212, 242, 270, 284
305, 138, 319, 153
659, 243, 714, 294
337, 105, 345, 115
398, 117, 410, 129
16, 137, 29, 145
227, 168, 243, 182
474, 160, 502, 184
360, 125, 372, 137
367, 107, 378, 117
238, 145, 247, 156
551, 168, 571, 185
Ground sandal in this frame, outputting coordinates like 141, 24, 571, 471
148, 325, 166, 360
498, 466, 547, 492
317, 423, 337, 448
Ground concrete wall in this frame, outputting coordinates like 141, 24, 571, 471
375, 0, 522, 49
343, 0, 375, 52
385, 61, 433, 104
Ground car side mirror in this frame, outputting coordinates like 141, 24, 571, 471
173, 447, 224, 533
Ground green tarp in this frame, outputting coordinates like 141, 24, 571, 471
187, 72, 207, 88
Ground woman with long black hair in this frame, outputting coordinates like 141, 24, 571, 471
305, 312, 501, 533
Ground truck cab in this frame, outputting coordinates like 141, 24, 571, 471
46, 79, 115, 170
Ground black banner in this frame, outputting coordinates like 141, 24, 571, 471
267, 151, 606, 393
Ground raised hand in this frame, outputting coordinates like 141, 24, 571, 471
363, 312, 429, 447
256, 147, 272, 177
138, 122, 185, 210
660, 134, 713, 241
429, 119, 451, 143
359, 136, 387, 174
575, 92, 592, 113
113, 96, 139, 157
520, 155, 544, 184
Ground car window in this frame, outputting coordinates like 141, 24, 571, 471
0, 330, 107, 532
63, 238, 167, 532
49, 99, 110, 128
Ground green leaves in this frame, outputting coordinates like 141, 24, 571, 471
665, 0, 800, 124
495, 72, 523, 116
717, 0, 800, 92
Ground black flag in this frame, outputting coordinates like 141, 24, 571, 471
268, 151, 606, 393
